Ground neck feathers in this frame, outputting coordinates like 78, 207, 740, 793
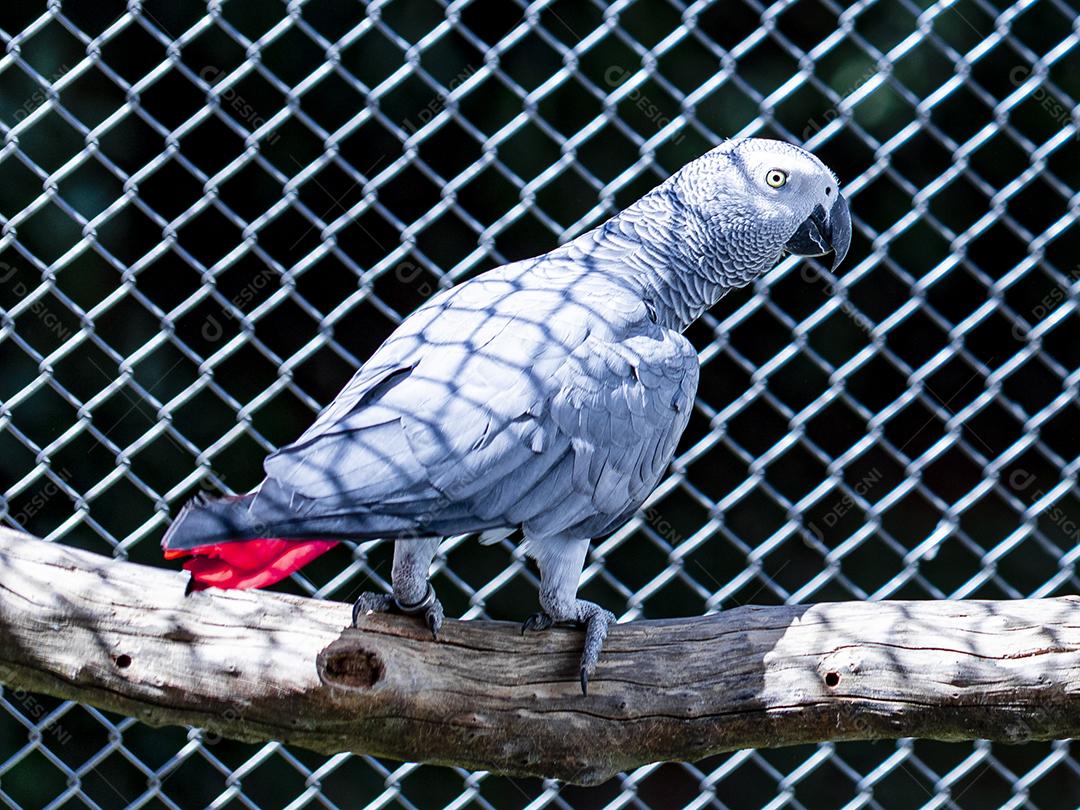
573, 183, 764, 331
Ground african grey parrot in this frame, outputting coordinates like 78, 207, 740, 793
163, 138, 851, 694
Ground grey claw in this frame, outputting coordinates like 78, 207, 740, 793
521, 611, 554, 635
425, 599, 444, 641
352, 592, 394, 626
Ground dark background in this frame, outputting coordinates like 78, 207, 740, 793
1, 0, 1078, 807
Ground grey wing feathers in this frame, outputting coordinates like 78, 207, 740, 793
261, 272, 699, 541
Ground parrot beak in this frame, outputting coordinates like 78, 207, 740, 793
785, 193, 851, 271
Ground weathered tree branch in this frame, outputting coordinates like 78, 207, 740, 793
1, 527, 1078, 784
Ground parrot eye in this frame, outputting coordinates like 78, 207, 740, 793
765, 169, 788, 188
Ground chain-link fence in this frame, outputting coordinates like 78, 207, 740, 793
1, 0, 1078, 807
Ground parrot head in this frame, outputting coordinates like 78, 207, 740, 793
672, 138, 852, 282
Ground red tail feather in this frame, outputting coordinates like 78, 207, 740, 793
164, 538, 339, 590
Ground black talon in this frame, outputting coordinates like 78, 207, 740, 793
580, 667, 589, 696
351, 592, 397, 627
521, 611, 554, 635
426, 610, 440, 641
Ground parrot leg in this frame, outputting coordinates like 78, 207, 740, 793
352, 537, 444, 639
521, 536, 614, 696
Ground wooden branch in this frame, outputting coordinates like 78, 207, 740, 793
1, 527, 1079, 785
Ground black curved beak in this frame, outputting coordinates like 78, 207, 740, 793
785, 193, 851, 271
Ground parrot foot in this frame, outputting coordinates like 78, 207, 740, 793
521, 600, 614, 696
351, 583, 444, 640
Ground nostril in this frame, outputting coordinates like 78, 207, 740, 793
824, 671, 840, 687
825, 186, 832, 196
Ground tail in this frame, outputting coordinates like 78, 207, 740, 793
162, 492, 338, 592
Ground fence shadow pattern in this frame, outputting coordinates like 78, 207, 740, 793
0, 1, 1078, 808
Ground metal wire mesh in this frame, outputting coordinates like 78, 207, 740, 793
1, 0, 1078, 807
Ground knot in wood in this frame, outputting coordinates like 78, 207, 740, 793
320, 646, 384, 689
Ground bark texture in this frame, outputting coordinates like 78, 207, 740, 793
1, 527, 1078, 785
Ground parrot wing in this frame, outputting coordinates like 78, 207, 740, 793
259, 273, 699, 540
